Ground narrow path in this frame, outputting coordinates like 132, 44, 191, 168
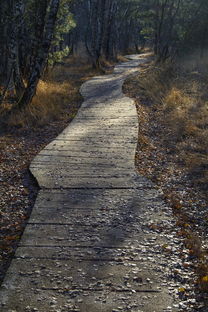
0, 55, 180, 312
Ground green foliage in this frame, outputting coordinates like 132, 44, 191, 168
49, 0, 75, 65
54, 0, 76, 43
132, 0, 208, 60
48, 46, 71, 66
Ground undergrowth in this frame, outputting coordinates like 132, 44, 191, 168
1, 55, 128, 128
1, 57, 99, 128
138, 57, 208, 190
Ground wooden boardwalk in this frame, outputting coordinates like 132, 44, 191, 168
0, 55, 179, 312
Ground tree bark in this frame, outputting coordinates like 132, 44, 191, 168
0, 0, 24, 105
14, 0, 60, 111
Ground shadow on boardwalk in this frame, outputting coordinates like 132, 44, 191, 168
0, 55, 181, 312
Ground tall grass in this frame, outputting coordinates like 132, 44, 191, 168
138, 56, 208, 188
5, 57, 99, 127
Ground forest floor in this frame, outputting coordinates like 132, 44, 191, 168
123, 59, 208, 308
0, 57, 102, 284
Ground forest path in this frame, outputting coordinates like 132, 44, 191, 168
0, 55, 179, 312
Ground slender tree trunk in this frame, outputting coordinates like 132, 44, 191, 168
103, 0, 117, 60
200, 24, 207, 59
13, 0, 25, 98
0, 0, 24, 105
91, 0, 100, 68
0, 68, 14, 104
13, 52, 25, 99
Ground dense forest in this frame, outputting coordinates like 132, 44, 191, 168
0, 0, 208, 116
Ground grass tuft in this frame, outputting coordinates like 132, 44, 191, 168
135, 59, 208, 187
3, 57, 100, 128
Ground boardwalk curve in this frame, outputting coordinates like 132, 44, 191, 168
0, 55, 179, 312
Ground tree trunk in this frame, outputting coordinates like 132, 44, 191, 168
14, 0, 60, 111
0, 0, 24, 105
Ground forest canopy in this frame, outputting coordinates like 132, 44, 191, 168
0, 0, 208, 113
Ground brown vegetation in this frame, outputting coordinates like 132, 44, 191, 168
126, 56, 208, 190
1, 58, 99, 128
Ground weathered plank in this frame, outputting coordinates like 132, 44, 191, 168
0, 55, 180, 312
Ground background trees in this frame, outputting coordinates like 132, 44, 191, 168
0, 0, 75, 113
0, 0, 208, 112
69, 0, 208, 64
69, 0, 144, 67
135, 0, 208, 61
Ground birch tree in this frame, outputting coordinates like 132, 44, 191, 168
0, 0, 25, 104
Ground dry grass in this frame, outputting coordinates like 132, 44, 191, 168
137, 59, 208, 188
8, 80, 68, 127
1, 55, 128, 128
4, 57, 99, 127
